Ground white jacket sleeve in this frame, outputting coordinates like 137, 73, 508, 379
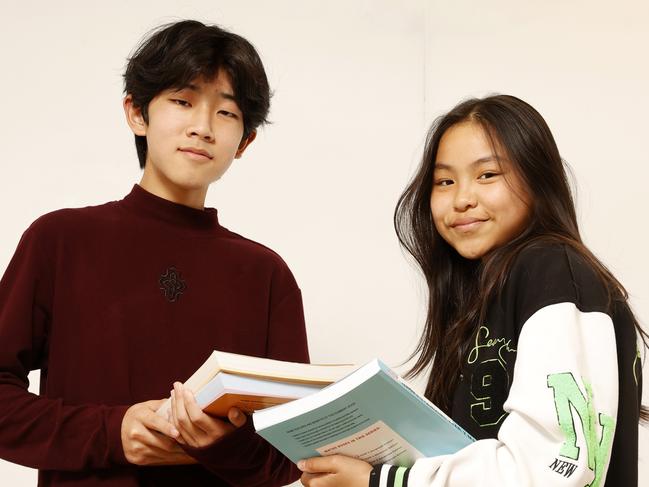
371, 302, 619, 487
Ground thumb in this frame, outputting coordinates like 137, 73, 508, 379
297, 456, 333, 473
227, 407, 247, 428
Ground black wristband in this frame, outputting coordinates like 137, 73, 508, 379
369, 465, 381, 487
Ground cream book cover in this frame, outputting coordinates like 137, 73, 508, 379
157, 351, 357, 417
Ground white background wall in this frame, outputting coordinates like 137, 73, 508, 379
0, 1, 646, 485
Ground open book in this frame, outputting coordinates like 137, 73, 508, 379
157, 351, 357, 417
252, 359, 475, 467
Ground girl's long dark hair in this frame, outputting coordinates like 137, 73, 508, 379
394, 94, 648, 420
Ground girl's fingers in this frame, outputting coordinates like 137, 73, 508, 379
298, 456, 338, 474
300, 472, 328, 486
299, 456, 372, 486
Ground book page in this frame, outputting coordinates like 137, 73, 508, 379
315, 420, 424, 466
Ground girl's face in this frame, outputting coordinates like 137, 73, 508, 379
430, 121, 531, 260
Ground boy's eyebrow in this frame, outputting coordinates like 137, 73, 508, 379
220, 92, 237, 101
175, 83, 237, 100
434, 156, 499, 170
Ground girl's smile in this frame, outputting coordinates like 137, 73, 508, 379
431, 121, 531, 259
449, 216, 488, 232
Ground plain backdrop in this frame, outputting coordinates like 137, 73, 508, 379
0, 1, 647, 485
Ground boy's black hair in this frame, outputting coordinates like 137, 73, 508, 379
123, 20, 271, 168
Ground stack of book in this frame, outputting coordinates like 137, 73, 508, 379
158, 351, 474, 467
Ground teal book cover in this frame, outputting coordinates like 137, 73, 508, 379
253, 359, 475, 467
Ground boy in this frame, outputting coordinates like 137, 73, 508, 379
0, 20, 308, 486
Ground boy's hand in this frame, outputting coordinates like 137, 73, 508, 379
298, 455, 373, 487
121, 399, 197, 465
170, 382, 247, 449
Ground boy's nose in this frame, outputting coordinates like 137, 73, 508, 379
187, 127, 215, 142
186, 112, 215, 142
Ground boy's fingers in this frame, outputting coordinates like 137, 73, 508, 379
228, 407, 247, 428
150, 432, 183, 452
144, 399, 167, 411
173, 383, 189, 425
170, 390, 182, 429
173, 383, 201, 444
183, 388, 206, 424
141, 409, 179, 439
169, 392, 186, 444
180, 386, 220, 436
134, 426, 178, 453
169, 392, 187, 445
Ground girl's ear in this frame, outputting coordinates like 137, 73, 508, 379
123, 95, 147, 136
235, 130, 257, 159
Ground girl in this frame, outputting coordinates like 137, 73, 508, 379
298, 95, 646, 486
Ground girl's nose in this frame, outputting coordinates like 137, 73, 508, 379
453, 184, 477, 211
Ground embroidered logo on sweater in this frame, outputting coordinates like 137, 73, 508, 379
159, 266, 187, 302
467, 325, 517, 428
547, 372, 614, 486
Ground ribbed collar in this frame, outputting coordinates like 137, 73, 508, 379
120, 184, 221, 231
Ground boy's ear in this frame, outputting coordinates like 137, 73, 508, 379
123, 95, 147, 136
235, 130, 257, 159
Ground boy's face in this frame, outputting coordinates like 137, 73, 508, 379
124, 69, 254, 207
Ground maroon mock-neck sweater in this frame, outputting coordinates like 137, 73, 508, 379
0, 185, 309, 486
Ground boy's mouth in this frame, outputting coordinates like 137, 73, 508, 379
178, 147, 213, 160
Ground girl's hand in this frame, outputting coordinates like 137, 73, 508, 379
298, 455, 373, 487
170, 382, 247, 448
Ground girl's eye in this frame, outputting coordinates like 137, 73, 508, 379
478, 172, 499, 180
435, 179, 454, 187
171, 99, 190, 107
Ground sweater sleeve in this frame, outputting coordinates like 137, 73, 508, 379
370, 303, 619, 486
184, 265, 309, 486
0, 221, 131, 470
370, 245, 622, 487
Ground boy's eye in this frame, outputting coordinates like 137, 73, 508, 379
171, 99, 190, 107
218, 110, 238, 119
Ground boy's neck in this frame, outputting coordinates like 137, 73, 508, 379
139, 169, 208, 210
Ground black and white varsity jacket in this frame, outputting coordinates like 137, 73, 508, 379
370, 243, 642, 487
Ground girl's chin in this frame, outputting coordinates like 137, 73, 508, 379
455, 244, 489, 260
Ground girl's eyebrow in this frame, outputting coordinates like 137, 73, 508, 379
434, 155, 498, 170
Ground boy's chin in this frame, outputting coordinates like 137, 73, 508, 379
164, 171, 222, 192
172, 166, 230, 188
